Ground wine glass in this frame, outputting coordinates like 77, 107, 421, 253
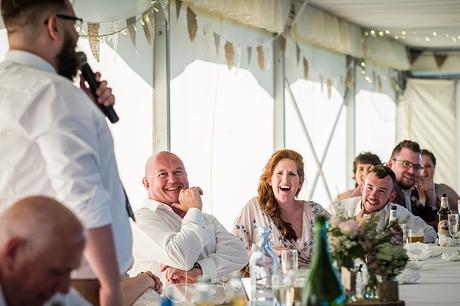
281, 249, 298, 275
448, 214, 459, 245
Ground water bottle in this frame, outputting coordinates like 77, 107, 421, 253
249, 226, 280, 305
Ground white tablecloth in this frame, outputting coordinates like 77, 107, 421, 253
399, 246, 460, 306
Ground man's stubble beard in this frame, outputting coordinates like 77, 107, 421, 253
56, 30, 79, 80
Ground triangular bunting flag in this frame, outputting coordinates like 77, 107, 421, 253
279, 36, 286, 52
345, 69, 353, 89
187, 7, 197, 42
176, 0, 182, 20
126, 17, 137, 47
141, 8, 155, 45
303, 57, 309, 80
257, 46, 265, 70
409, 49, 423, 64
213, 32, 221, 56
87, 23, 101, 61
434, 53, 448, 69
224, 41, 234, 70
326, 79, 333, 99
247, 46, 252, 65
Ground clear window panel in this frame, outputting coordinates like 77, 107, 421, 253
355, 65, 396, 163
285, 80, 346, 207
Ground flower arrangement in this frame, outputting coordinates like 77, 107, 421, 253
328, 213, 409, 297
374, 243, 408, 280
328, 216, 366, 269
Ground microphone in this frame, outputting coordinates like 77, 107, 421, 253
77, 51, 119, 123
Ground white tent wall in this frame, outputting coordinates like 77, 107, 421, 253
75, 35, 155, 211
355, 63, 397, 163
168, 1, 275, 229
399, 79, 458, 190
284, 37, 348, 205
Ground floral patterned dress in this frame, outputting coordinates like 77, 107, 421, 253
232, 197, 330, 266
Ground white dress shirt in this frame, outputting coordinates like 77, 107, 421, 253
0, 51, 132, 278
328, 197, 437, 243
132, 199, 248, 282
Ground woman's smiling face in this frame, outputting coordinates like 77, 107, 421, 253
270, 158, 302, 205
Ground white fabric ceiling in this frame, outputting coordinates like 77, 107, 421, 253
2, 0, 460, 50
308, 0, 460, 49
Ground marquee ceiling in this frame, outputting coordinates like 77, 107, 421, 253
308, 0, 460, 49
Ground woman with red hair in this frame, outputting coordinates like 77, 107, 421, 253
233, 149, 329, 266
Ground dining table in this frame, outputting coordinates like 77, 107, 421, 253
399, 245, 460, 306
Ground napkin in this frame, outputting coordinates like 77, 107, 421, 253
438, 235, 455, 247
441, 250, 460, 261
397, 270, 421, 284
405, 260, 423, 270
405, 242, 431, 260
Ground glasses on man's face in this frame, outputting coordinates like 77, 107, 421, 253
44, 14, 83, 32
56, 14, 83, 32
393, 159, 424, 171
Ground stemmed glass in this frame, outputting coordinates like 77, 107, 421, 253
448, 214, 459, 246
281, 249, 298, 275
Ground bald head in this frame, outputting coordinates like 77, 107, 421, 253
143, 152, 189, 204
144, 151, 183, 176
0, 196, 85, 306
0, 196, 84, 249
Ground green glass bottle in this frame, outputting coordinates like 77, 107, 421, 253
302, 216, 345, 306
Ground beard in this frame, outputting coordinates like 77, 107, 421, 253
56, 30, 79, 80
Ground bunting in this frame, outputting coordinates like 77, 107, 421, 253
87, 23, 101, 61
186, 7, 198, 42
126, 17, 137, 47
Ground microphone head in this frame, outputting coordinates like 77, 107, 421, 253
76, 51, 88, 67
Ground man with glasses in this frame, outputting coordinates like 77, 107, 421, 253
387, 140, 437, 227
0, 1, 131, 305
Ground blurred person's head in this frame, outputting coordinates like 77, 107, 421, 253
420, 149, 436, 182
387, 140, 422, 190
258, 149, 305, 241
1, 0, 80, 80
352, 152, 381, 186
143, 151, 189, 205
361, 165, 397, 214
0, 196, 85, 306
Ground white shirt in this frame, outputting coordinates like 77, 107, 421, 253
328, 197, 437, 243
0, 51, 133, 278
132, 199, 248, 282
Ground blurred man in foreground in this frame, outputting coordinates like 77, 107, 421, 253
0, 196, 87, 306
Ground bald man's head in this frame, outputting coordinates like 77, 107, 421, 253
143, 151, 189, 204
0, 196, 85, 306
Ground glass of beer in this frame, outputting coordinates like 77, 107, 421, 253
408, 228, 424, 243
